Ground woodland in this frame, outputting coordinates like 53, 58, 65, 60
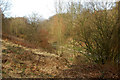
0, 0, 120, 79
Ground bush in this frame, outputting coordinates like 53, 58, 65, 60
74, 7, 119, 64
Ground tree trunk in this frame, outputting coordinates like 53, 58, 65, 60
118, 1, 120, 78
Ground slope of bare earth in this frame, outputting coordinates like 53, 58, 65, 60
2, 39, 68, 78
1, 39, 118, 78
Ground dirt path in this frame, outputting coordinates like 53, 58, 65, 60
2, 39, 59, 57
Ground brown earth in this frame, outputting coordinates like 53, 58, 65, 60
1, 36, 119, 79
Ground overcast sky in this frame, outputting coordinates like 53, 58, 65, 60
9, 0, 75, 19
9, 0, 57, 19
9, 0, 118, 19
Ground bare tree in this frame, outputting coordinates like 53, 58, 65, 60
27, 12, 42, 30
117, 1, 120, 78
0, 0, 11, 14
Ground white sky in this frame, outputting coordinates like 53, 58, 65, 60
10, 0, 57, 19
9, 0, 84, 19
9, 0, 119, 19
